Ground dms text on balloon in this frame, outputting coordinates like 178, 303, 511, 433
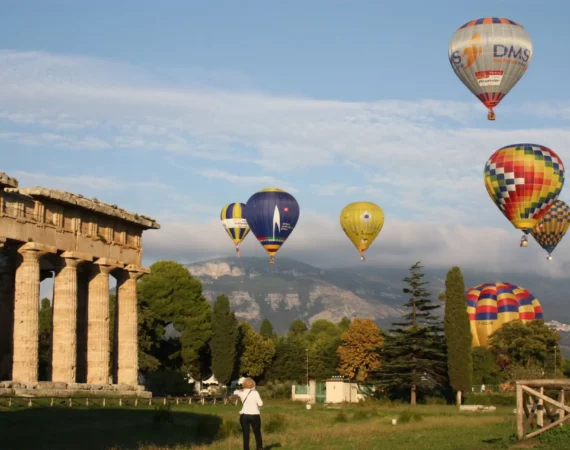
450, 45, 530, 68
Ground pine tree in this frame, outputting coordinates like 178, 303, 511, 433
210, 295, 238, 386
443, 266, 472, 405
376, 261, 447, 405
260, 318, 275, 339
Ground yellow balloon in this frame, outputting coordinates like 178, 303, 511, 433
340, 202, 385, 261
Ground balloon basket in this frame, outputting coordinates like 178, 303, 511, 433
547, 255, 552, 261
360, 255, 365, 261
269, 256, 275, 264
487, 110, 496, 121
236, 247, 240, 258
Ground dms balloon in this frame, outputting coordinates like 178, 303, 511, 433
244, 188, 300, 264
466, 282, 543, 347
220, 202, 250, 257
340, 202, 384, 261
449, 18, 532, 120
483, 144, 565, 232
530, 200, 570, 260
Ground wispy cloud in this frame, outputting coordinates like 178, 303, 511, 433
11, 171, 172, 192
199, 169, 298, 193
3, 49, 570, 275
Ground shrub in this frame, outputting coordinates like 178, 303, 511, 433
352, 410, 369, 420
263, 413, 288, 434
217, 419, 241, 439
539, 424, 570, 446
398, 410, 423, 424
424, 396, 447, 405
333, 410, 348, 422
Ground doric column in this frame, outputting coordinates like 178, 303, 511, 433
12, 242, 56, 383
0, 238, 15, 380
115, 265, 149, 386
87, 258, 122, 384
51, 251, 92, 383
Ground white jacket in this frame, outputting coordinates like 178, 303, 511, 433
234, 388, 263, 415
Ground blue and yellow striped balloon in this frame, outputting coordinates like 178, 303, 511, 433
529, 199, 570, 260
220, 203, 250, 257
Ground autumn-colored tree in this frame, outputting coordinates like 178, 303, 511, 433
337, 318, 382, 381
237, 322, 276, 378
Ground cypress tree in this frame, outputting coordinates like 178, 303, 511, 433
260, 318, 275, 339
376, 262, 447, 405
210, 294, 238, 386
443, 266, 472, 405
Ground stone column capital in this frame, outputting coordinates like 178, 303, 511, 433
17, 242, 57, 260
93, 258, 124, 275
125, 264, 150, 281
57, 251, 93, 270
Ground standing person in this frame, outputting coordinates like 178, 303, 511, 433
234, 377, 264, 450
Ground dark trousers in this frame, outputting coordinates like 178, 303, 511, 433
240, 413, 263, 450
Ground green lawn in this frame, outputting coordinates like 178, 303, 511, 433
0, 399, 567, 449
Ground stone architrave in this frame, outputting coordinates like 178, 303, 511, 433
86, 258, 123, 384
0, 238, 15, 380
51, 251, 92, 383
115, 265, 149, 386
12, 242, 56, 382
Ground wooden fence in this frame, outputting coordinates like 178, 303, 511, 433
516, 379, 570, 440
0, 395, 239, 409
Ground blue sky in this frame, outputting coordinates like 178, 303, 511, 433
2, 0, 570, 276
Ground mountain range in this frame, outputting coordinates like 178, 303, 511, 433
185, 257, 570, 357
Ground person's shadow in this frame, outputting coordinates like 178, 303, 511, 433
265, 445, 282, 449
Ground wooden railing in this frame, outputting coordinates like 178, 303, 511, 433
516, 379, 570, 440
0, 395, 239, 409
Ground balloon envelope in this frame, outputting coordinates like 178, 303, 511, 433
449, 18, 532, 119
483, 144, 565, 230
466, 282, 543, 347
244, 188, 300, 263
220, 203, 250, 255
340, 202, 384, 260
530, 199, 570, 257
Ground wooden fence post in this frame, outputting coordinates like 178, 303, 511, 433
516, 383, 524, 440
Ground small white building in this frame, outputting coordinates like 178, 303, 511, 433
324, 377, 365, 404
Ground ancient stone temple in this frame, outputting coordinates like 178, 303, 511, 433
0, 172, 160, 397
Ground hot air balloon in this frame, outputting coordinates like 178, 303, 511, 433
483, 144, 565, 246
449, 18, 532, 120
220, 203, 250, 257
244, 188, 299, 264
466, 282, 543, 347
340, 202, 384, 261
529, 199, 570, 261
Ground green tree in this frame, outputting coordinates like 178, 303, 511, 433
488, 319, 562, 379
376, 262, 447, 405
266, 337, 307, 383
288, 319, 308, 338
210, 295, 238, 386
137, 261, 212, 378
38, 297, 52, 381
260, 318, 275, 339
338, 317, 351, 333
443, 266, 472, 404
307, 320, 343, 380
472, 346, 503, 385
236, 322, 275, 378
563, 358, 570, 378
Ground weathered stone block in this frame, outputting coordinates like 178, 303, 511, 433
53, 382, 68, 389
92, 384, 103, 390
38, 382, 55, 389
116, 384, 134, 391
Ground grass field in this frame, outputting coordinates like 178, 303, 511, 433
1, 398, 568, 450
